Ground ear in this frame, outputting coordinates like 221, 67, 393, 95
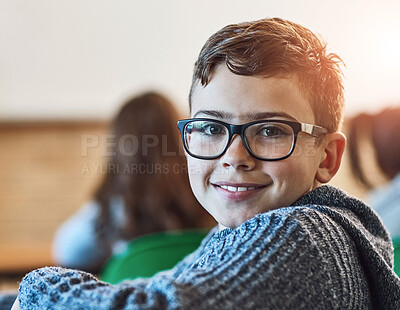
316, 132, 346, 183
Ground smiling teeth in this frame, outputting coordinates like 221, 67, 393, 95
220, 185, 256, 192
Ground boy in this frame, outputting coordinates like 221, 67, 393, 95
13, 17, 400, 309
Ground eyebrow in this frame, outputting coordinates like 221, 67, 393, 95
193, 110, 299, 122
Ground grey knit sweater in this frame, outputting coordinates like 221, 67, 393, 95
18, 186, 400, 309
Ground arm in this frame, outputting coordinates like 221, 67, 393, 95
18, 208, 365, 309
52, 201, 111, 270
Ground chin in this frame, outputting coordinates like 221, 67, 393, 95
220, 216, 253, 229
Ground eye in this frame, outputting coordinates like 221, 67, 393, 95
190, 121, 226, 137
204, 123, 224, 135
259, 125, 286, 137
262, 127, 280, 136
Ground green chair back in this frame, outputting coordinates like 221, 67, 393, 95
100, 229, 209, 284
394, 237, 400, 277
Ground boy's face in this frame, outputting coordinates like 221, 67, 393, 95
188, 65, 326, 230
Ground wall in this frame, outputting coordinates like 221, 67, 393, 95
1, 0, 400, 120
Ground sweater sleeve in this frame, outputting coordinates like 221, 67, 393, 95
18, 207, 369, 310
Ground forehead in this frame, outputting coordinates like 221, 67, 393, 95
191, 65, 315, 124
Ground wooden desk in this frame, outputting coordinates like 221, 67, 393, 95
0, 244, 53, 272
0, 121, 107, 273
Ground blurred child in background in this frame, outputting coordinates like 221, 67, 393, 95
52, 91, 214, 272
348, 107, 400, 239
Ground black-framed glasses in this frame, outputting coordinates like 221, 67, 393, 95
177, 118, 327, 161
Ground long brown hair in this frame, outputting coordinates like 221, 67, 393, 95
94, 92, 214, 245
348, 108, 400, 188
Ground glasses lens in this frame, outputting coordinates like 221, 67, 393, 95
245, 122, 294, 159
184, 120, 229, 158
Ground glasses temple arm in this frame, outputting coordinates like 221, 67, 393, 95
301, 123, 328, 136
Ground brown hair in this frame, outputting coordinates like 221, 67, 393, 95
94, 92, 213, 245
189, 17, 345, 132
348, 108, 400, 188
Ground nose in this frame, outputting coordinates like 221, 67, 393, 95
219, 135, 256, 170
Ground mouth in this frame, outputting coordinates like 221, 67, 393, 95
217, 185, 257, 192
211, 182, 268, 201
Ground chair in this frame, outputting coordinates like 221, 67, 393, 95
394, 237, 400, 277
100, 229, 209, 284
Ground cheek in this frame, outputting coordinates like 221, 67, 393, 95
263, 159, 295, 178
264, 156, 315, 187
186, 157, 213, 193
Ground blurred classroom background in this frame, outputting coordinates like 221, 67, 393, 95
1, 0, 399, 287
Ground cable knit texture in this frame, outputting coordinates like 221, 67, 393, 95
18, 185, 400, 309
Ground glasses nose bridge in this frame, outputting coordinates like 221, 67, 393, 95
229, 123, 243, 136
227, 123, 248, 146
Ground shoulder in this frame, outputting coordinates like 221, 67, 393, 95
369, 174, 400, 207
54, 200, 100, 233
200, 203, 365, 283
200, 205, 349, 266
247, 205, 343, 239
177, 206, 366, 308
